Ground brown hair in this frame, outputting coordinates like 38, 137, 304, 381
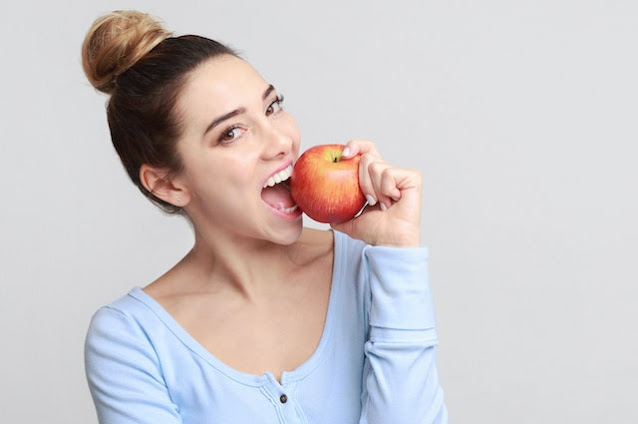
82, 10, 237, 213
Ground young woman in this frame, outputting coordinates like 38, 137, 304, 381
82, 10, 448, 424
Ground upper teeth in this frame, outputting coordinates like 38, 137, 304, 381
263, 165, 293, 188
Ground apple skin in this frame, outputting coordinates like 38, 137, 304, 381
290, 144, 366, 224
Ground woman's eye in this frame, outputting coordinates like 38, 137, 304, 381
218, 126, 246, 144
265, 95, 284, 116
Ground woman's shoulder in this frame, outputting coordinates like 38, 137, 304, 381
86, 288, 166, 341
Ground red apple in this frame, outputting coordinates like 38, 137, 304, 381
290, 144, 366, 223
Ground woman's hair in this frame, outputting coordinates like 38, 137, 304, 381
82, 10, 237, 213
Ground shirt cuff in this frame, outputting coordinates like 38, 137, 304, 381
364, 245, 436, 331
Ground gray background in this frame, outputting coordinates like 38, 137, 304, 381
1, 0, 636, 422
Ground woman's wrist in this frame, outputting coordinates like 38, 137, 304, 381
368, 224, 421, 247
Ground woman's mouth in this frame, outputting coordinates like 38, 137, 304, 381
261, 164, 299, 215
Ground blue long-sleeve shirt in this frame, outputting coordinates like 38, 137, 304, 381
85, 231, 448, 423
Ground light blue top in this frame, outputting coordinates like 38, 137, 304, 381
85, 231, 448, 423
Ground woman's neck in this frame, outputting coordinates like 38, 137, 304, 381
183, 231, 291, 299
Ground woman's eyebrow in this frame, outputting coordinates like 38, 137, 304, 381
203, 108, 246, 136
263, 84, 275, 100
203, 85, 277, 136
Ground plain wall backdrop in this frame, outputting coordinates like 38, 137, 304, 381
1, 0, 636, 422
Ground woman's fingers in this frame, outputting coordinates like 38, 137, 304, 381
330, 139, 423, 246
341, 139, 381, 159
380, 167, 403, 202
358, 152, 407, 210
342, 140, 383, 207
366, 159, 397, 210
330, 165, 423, 246
358, 152, 381, 206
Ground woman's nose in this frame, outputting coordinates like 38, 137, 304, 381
261, 121, 292, 159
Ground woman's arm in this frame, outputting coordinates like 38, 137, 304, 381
359, 245, 448, 423
85, 307, 183, 424
332, 140, 448, 423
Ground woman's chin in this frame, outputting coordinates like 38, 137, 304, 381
268, 216, 304, 246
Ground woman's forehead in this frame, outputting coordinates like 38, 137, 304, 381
175, 55, 272, 137
189, 56, 265, 94
179, 56, 267, 111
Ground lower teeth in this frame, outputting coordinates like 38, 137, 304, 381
278, 205, 298, 214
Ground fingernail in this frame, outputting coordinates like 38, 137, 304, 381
365, 195, 377, 206
380, 202, 387, 211
342, 147, 351, 157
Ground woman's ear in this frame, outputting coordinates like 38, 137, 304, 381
139, 164, 190, 208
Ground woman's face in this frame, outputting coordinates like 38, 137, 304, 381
173, 55, 303, 245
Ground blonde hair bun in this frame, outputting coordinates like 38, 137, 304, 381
82, 10, 171, 94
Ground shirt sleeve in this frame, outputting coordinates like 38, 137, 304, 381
84, 306, 183, 424
359, 245, 448, 424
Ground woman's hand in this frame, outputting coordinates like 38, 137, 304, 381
330, 140, 422, 247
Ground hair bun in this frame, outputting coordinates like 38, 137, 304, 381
82, 10, 171, 94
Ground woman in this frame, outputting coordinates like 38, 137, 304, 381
82, 10, 448, 424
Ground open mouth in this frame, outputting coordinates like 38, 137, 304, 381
261, 164, 299, 215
